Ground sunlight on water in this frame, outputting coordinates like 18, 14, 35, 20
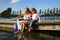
0, 16, 60, 20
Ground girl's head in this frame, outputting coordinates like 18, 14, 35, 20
24, 7, 31, 14
30, 8, 37, 14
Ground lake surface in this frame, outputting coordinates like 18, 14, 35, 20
0, 16, 60, 20
40, 16, 60, 20
0, 31, 60, 40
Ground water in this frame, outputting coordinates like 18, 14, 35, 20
0, 17, 9, 20
0, 16, 60, 20
40, 16, 60, 20
0, 31, 60, 40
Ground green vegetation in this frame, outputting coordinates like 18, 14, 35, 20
39, 8, 60, 16
11, 9, 22, 17
0, 7, 60, 18
0, 8, 22, 18
0, 8, 12, 18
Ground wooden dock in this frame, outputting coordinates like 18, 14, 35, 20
0, 19, 60, 32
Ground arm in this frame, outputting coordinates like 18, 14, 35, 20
36, 14, 40, 21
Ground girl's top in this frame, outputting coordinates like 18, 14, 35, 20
32, 13, 40, 21
23, 13, 32, 21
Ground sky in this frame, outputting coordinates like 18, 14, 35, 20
0, 0, 60, 13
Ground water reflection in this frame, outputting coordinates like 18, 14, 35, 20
14, 31, 60, 40
0, 31, 60, 40
0, 16, 60, 20
40, 16, 60, 20
15, 32, 32, 40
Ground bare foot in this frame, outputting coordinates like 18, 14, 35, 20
27, 28, 31, 32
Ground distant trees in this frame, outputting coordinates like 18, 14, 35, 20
39, 9, 42, 15
0, 7, 60, 18
0, 7, 22, 17
53, 8, 55, 13
11, 9, 22, 17
1, 8, 12, 18
19, 10, 22, 16
39, 8, 60, 16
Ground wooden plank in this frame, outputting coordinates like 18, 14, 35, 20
0, 19, 60, 32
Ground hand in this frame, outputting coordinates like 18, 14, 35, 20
16, 16, 19, 18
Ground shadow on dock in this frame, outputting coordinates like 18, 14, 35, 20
0, 30, 60, 40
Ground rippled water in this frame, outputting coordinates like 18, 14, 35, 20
40, 16, 60, 20
0, 16, 60, 20
0, 31, 60, 40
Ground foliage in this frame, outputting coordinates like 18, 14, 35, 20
0, 8, 12, 18
39, 8, 60, 16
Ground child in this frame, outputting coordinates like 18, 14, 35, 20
28, 8, 40, 32
20, 7, 32, 32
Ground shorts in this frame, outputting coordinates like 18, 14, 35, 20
25, 21, 31, 27
29, 20, 38, 27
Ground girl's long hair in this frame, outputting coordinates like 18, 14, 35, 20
31, 8, 37, 13
24, 7, 31, 14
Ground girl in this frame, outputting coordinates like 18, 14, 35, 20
20, 7, 32, 32
28, 8, 40, 32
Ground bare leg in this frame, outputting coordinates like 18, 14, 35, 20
14, 30, 20, 34
20, 22, 25, 32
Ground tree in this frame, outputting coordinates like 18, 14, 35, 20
47, 8, 50, 14
50, 9, 53, 14
19, 9, 22, 16
41, 11, 44, 15
39, 9, 42, 15
12, 11, 15, 15
44, 9, 46, 15
1, 8, 12, 18
17, 11, 18, 15
14, 11, 16, 15
56, 8, 58, 13
59, 8, 60, 13
7, 8, 12, 17
53, 8, 55, 13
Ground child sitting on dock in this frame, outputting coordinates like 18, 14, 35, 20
14, 16, 21, 34
27, 8, 40, 32
19, 7, 32, 32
